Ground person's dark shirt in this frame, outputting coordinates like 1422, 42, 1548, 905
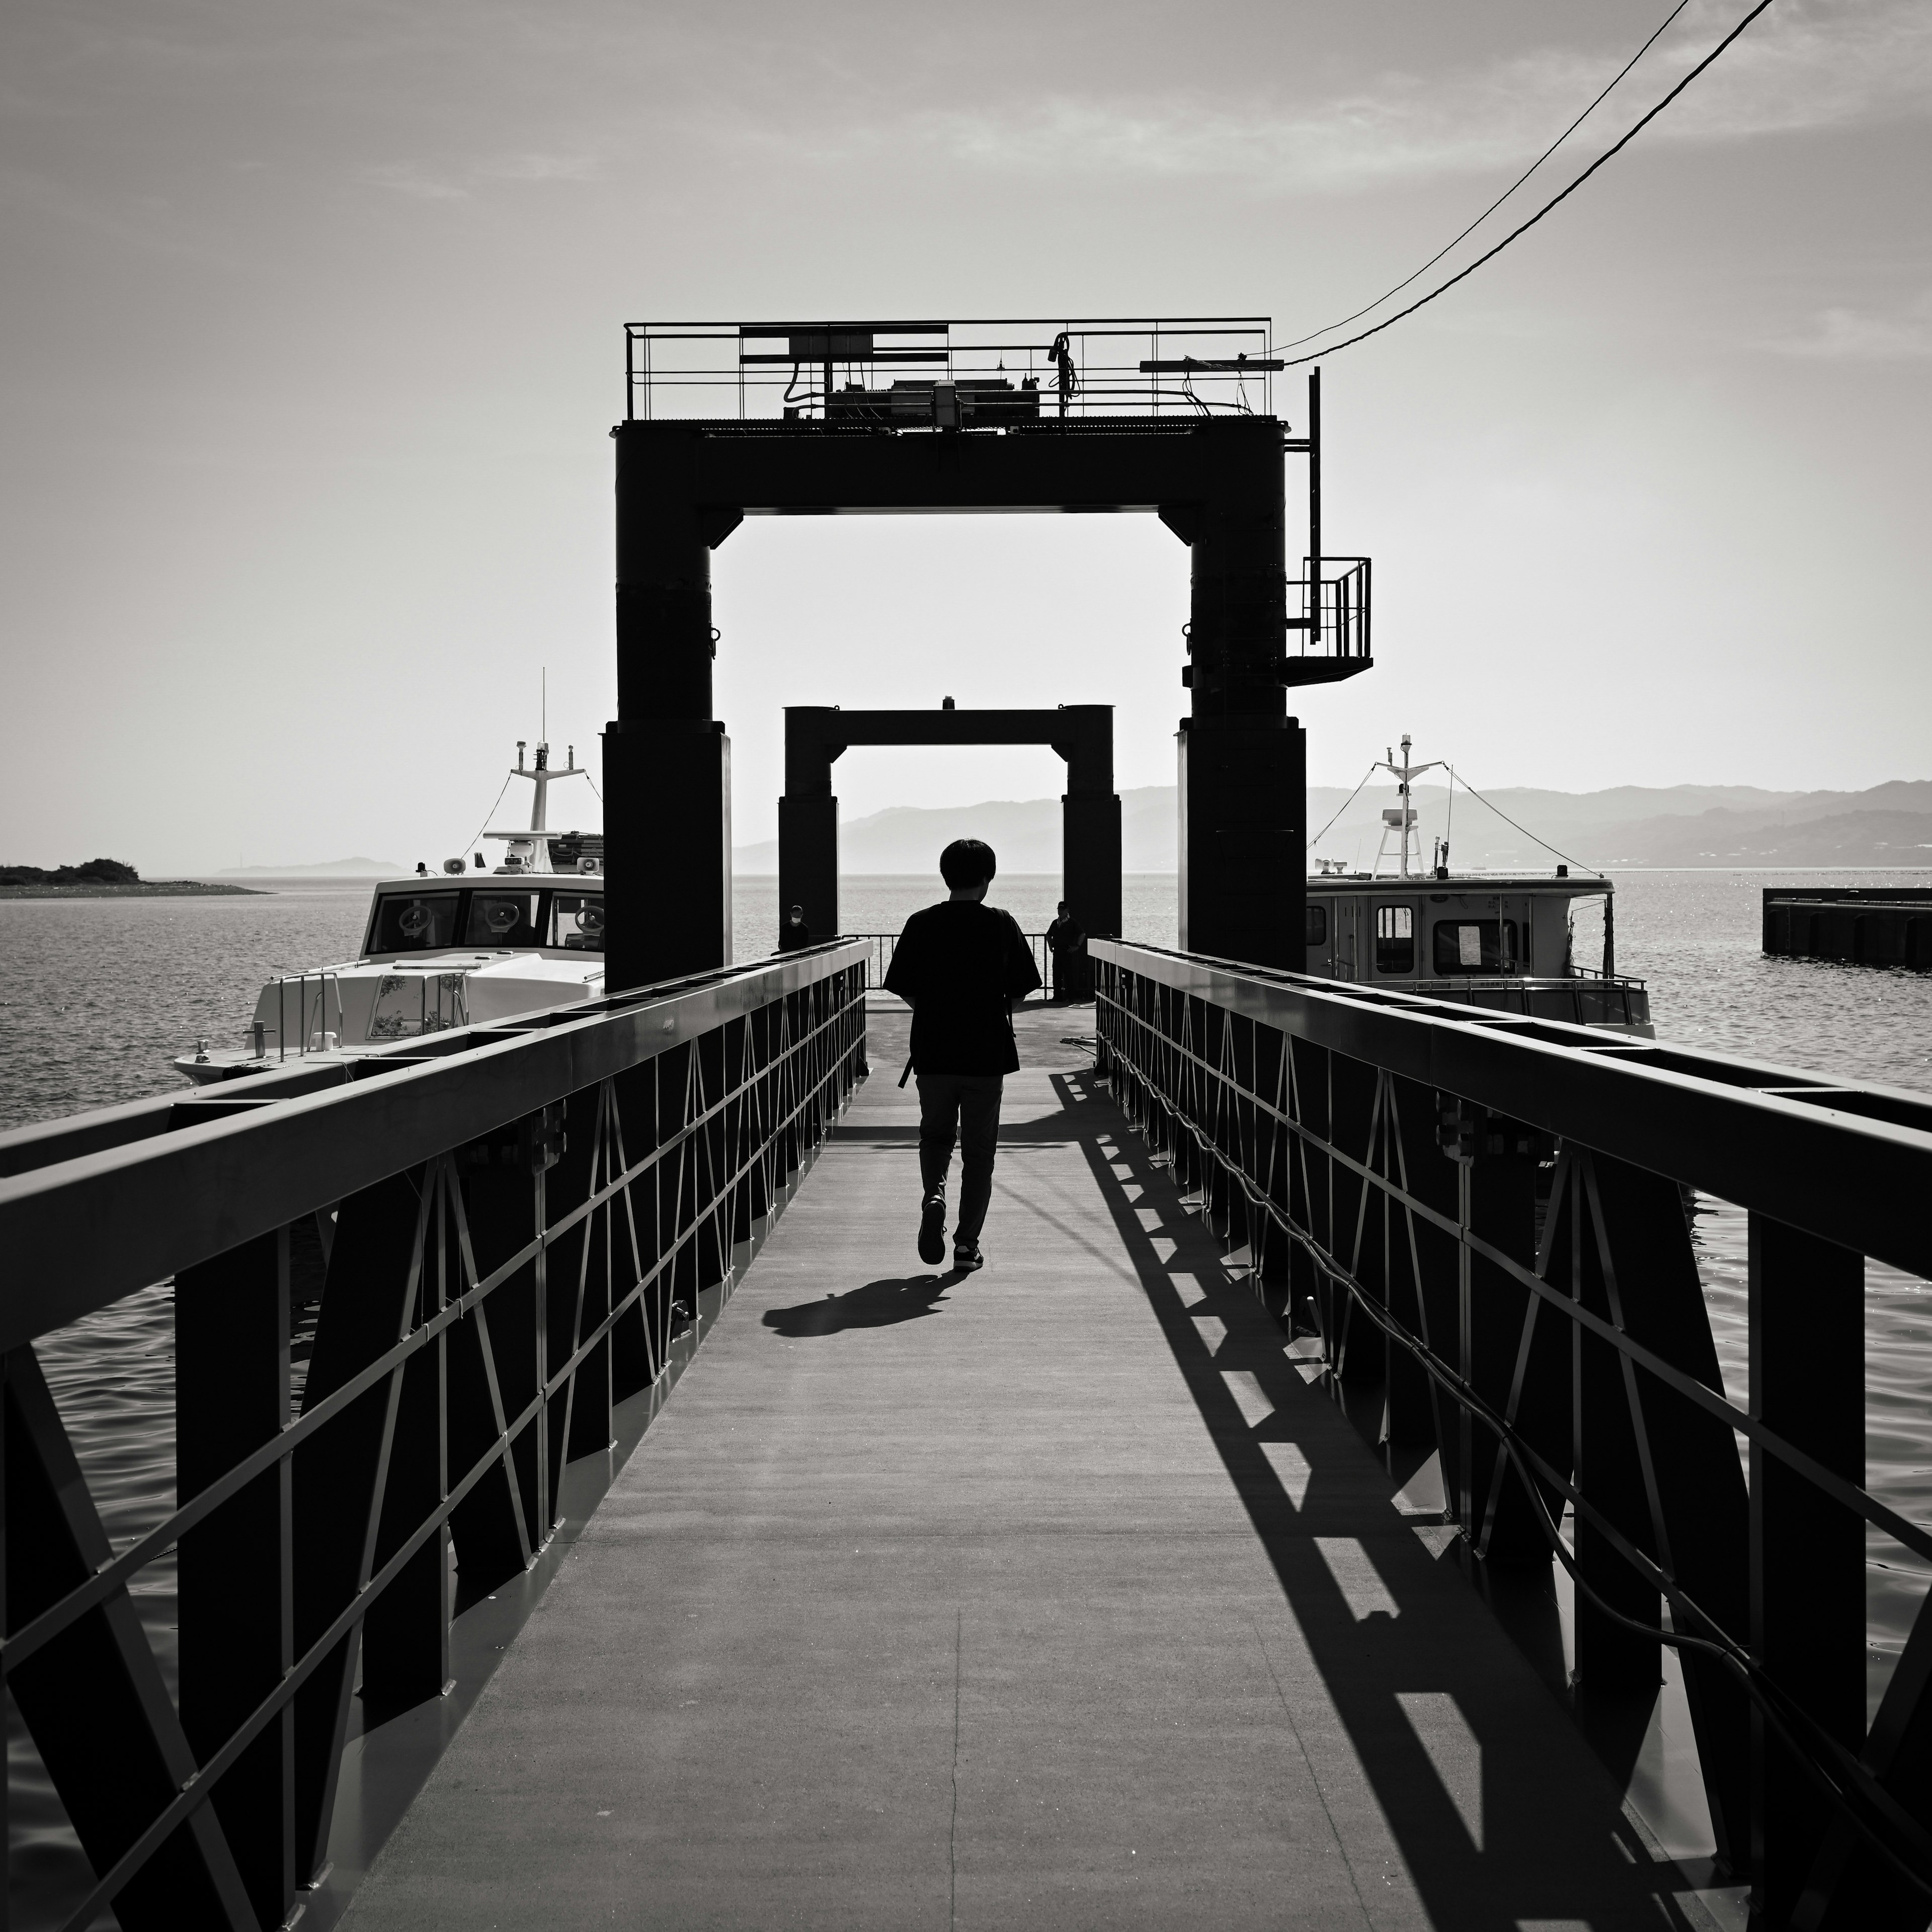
883, 901, 1041, 1074
1045, 914, 1084, 954
777, 918, 812, 952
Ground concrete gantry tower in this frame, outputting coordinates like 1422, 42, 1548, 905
778, 704, 1121, 945
604, 318, 1371, 990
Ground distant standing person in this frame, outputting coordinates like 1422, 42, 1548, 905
1044, 901, 1085, 1004
777, 905, 812, 951
882, 839, 1041, 1272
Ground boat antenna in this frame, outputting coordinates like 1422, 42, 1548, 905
541, 667, 546, 746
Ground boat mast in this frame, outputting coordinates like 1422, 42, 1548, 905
1373, 734, 1442, 880
492, 720, 589, 873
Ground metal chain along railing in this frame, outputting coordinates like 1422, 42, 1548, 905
0, 941, 867, 1932
1092, 937, 1932, 1930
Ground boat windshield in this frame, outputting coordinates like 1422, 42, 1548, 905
548, 893, 606, 951
370, 892, 461, 952
464, 891, 542, 947
364, 884, 606, 955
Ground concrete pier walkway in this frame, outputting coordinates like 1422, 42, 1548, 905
342, 1009, 1713, 1931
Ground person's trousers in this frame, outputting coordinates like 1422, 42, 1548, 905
915, 1073, 1005, 1247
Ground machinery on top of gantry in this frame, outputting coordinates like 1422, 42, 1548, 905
604, 316, 1374, 992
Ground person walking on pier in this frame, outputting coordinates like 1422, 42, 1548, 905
1045, 900, 1085, 1004
883, 838, 1041, 1272
777, 905, 813, 951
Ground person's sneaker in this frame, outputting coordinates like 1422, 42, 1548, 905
918, 1195, 947, 1266
953, 1242, 985, 1273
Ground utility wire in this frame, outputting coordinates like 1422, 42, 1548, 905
463, 772, 514, 863
1280, 0, 1776, 367
1278, 0, 1689, 353
1308, 765, 1379, 850
1446, 765, 1601, 875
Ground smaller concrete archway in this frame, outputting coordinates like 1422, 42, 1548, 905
779, 703, 1120, 942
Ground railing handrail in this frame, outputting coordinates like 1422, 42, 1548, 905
1092, 938, 1932, 1279
0, 942, 870, 1351
847, 928, 1068, 995
1093, 935, 1932, 1906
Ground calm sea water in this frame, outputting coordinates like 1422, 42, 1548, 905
4, 867, 1930, 1916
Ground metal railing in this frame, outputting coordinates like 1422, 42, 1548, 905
268, 971, 344, 1059
0, 942, 867, 1932
1290, 555, 1371, 668
848, 930, 1079, 1000
625, 316, 1278, 425
1092, 937, 1932, 1927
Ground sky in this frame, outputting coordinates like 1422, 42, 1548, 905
2, 0, 1928, 871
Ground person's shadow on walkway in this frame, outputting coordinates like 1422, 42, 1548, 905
762, 1274, 951, 1339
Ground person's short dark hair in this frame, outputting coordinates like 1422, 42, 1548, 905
939, 839, 997, 890
788, 905, 803, 918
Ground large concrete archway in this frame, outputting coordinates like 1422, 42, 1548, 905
602, 319, 1369, 990
779, 704, 1120, 944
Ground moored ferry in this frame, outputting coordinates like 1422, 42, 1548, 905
1303, 737, 1652, 1035
176, 738, 606, 1085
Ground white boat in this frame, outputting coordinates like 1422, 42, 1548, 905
1303, 736, 1653, 1036
176, 738, 607, 1085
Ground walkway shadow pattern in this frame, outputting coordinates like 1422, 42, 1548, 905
762, 1273, 953, 1338
1051, 1065, 1713, 1931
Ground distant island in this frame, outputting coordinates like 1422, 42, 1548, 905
0, 859, 260, 899
733, 778, 1932, 874
216, 857, 406, 877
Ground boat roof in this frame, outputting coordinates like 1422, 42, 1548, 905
1308, 872, 1611, 893
370, 872, 604, 890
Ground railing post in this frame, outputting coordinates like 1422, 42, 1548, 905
6, 1348, 256, 1929
1547, 1151, 1661, 1697
1327, 1050, 1383, 1433
177, 1227, 296, 1928
1445, 1110, 1545, 1555
1387, 1075, 1454, 1497
450, 1135, 546, 1590
1750, 1215, 1864, 1922
290, 1167, 430, 1882
360, 1168, 453, 1718
1287, 1035, 1331, 1342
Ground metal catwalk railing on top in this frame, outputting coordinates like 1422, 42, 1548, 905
0, 941, 868, 1932
1091, 937, 1932, 1930
625, 316, 1279, 425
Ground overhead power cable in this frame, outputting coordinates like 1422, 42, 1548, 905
1308, 764, 1378, 850
1446, 766, 1601, 875
463, 772, 514, 863
1280, 0, 1776, 368
1278, 0, 1689, 354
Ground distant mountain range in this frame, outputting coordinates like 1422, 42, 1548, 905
216, 858, 406, 877
733, 781, 1932, 874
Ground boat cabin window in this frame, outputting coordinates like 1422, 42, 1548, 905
548, 893, 606, 952
465, 892, 541, 946
1432, 919, 1519, 975
1306, 904, 1328, 947
370, 892, 461, 953
1374, 905, 1414, 974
